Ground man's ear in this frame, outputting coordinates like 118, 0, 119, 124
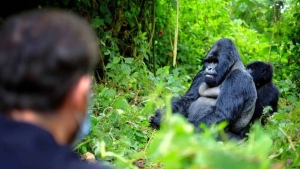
69, 75, 92, 111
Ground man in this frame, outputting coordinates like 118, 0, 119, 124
0, 9, 112, 169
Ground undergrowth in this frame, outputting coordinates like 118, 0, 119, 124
74, 59, 300, 169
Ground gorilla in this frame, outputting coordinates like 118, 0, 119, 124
246, 61, 280, 125
150, 38, 257, 140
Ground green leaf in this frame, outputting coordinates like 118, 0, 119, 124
112, 57, 121, 63
121, 64, 131, 75
239, 3, 248, 13
81, 145, 87, 153
101, 88, 116, 98
91, 17, 104, 29
113, 97, 130, 111
124, 58, 134, 63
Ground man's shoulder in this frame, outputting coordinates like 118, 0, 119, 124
0, 115, 113, 169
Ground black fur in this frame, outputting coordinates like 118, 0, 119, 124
150, 38, 257, 140
246, 61, 280, 125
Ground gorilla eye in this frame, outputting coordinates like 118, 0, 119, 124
212, 59, 218, 63
205, 58, 218, 64
262, 71, 266, 75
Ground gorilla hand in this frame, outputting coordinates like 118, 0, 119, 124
149, 109, 163, 129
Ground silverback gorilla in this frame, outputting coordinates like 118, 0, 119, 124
149, 38, 257, 140
246, 61, 280, 125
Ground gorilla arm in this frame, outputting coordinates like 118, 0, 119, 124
171, 70, 205, 117
196, 69, 257, 133
149, 70, 205, 129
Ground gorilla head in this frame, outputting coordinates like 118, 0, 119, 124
203, 38, 242, 87
246, 61, 273, 88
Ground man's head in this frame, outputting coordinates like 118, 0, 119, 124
0, 9, 99, 144
0, 9, 98, 112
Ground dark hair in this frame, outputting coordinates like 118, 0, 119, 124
0, 9, 99, 112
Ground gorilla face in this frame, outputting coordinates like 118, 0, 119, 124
203, 38, 240, 87
204, 56, 220, 87
246, 61, 273, 87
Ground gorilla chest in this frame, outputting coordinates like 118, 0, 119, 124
196, 83, 220, 106
187, 83, 220, 123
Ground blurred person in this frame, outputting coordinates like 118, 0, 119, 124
0, 9, 112, 169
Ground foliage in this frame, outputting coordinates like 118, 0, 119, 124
67, 0, 300, 168
147, 112, 273, 169
228, 0, 281, 33
74, 58, 194, 168
6, 0, 298, 168
267, 102, 300, 168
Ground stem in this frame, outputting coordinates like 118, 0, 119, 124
173, 0, 179, 67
